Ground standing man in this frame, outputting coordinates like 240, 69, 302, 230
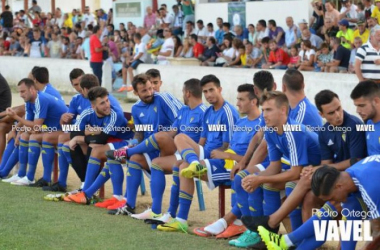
172, 5, 184, 36
90, 25, 107, 85
144, 6, 156, 30
215, 17, 224, 46
1, 5, 13, 34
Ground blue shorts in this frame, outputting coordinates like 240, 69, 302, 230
143, 150, 160, 177
203, 159, 230, 190
126, 59, 143, 70
199, 145, 211, 160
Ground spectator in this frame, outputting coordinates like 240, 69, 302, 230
196, 20, 208, 44
367, 16, 379, 29
222, 22, 234, 38
321, 17, 340, 44
259, 37, 271, 66
28, 11, 42, 27
215, 17, 224, 45
336, 19, 354, 49
363, 0, 375, 20
285, 17, 300, 49
355, 26, 380, 83
3, 36, 22, 56
105, 36, 118, 62
180, 37, 193, 58
223, 38, 244, 67
262, 39, 290, 69
184, 21, 196, 39
90, 25, 106, 84
70, 9, 78, 24
310, 0, 325, 34
200, 37, 219, 66
182, 0, 195, 32
107, 8, 113, 25
18, 10, 28, 25
28, 0, 42, 14
268, 19, 285, 47
247, 24, 258, 46
354, 19, 370, 43
339, 0, 359, 27
83, 6, 96, 30
302, 29, 323, 49
172, 35, 183, 57
73, 37, 84, 60
246, 41, 262, 68
298, 40, 316, 71
325, 1, 341, 26
372, 0, 380, 24
297, 19, 309, 34
119, 23, 127, 32
326, 37, 351, 73
75, 23, 85, 38
29, 28, 46, 58
61, 36, 71, 58
52, 8, 64, 28
97, 9, 108, 23
256, 19, 269, 42
46, 32, 62, 58
190, 34, 204, 58
214, 36, 236, 66
45, 13, 54, 27
288, 45, 301, 69
349, 37, 363, 73
236, 45, 252, 68
82, 31, 91, 60
137, 27, 151, 45
357, 2, 366, 21
158, 7, 173, 29
63, 13, 73, 29
155, 28, 174, 65
106, 24, 114, 37
314, 42, 333, 72
144, 6, 156, 30
172, 5, 184, 36
207, 23, 215, 38
1, 5, 13, 33
234, 25, 248, 43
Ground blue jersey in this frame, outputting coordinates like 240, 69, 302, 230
25, 92, 68, 129
68, 94, 121, 117
365, 120, 380, 155
42, 83, 64, 102
346, 155, 380, 219
75, 106, 131, 139
319, 111, 367, 162
230, 116, 261, 156
265, 118, 321, 167
201, 101, 239, 153
108, 94, 123, 114
161, 92, 184, 110
132, 92, 181, 139
289, 97, 322, 128
172, 103, 207, 143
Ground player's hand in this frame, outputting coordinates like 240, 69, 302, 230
211, 150, 228, 159
6, 108, 16, 118
61, 113, 74, 124
230, 161, 246, 180
301, 166, 313, 176
242, 175, 261, 193
14, 132, 21, 146
69, 138, 77, 150
374, 59, 380, 65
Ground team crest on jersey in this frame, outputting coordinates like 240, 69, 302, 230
190, 117, 194, 122
154, 107, 157, 113
342, 133, 346, 142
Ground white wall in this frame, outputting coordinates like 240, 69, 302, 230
9, 0, 99, 14
113, 0, 152, 28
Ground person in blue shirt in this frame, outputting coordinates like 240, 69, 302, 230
258, 155, 380, 250
215, 17, 225, 45
4, 78, 68, 187
157, 74, 239, 232
350, 80, 380, 156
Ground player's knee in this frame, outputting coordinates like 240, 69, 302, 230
174, 133, 188, 145
20, 132, 30, 141
42, 133, 54, 143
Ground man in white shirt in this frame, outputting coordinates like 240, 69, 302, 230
82, 6, 96, 30
52, 8, 64, 28
46, 32, 62, 58
159, 7, 173, 29
155, 28, 174, 65
196, 19, 208, 44
183, 21, 196, 39
257, 19, 270, 42
207, 23, 216, 38
339, 0, 358, 27
172, 5, 184, 36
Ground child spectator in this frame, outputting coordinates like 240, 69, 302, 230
180, 38, 193, 58
298, 40, 316, 71
314, 42, 333, 72
288, 45, 300, 69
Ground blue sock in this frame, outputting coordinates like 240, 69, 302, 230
231, 181, 237, 208
127, 135, 159, 156
177, 190, 193, 221
26, 140, 41, 181
180, 148, 198, 164
167, 166, 180, 218
151, 163, 166, 214
340, 196, 363, 250
0, 146, 19, 177
263, 185, 281, 216
248, 185, 264, 217
0, 138, 15, 171
41, 142, 55, 182
57, 144, 68, 187
231, 204, 242, 218
62, 145, 72, 164
109, 160, 124, 196
285, 182, 303, 231
288, 202, 337, 245
84, 163, 110, 197
82, 157, 101, 191
126, 161, 143, 208
234, 170, 250, 216
17, 139, 29, 177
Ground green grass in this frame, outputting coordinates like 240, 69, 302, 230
0, 183, 233, 250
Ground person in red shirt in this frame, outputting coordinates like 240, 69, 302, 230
90, 25, 107, 84
190, 34, 204, 58
262, 39, 290, 70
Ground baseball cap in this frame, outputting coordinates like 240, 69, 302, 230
298, 19, 308, 24
338, 19, 349, 27
357, 19, 365, 25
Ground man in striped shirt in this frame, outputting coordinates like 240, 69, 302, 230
355, 26, 380, 83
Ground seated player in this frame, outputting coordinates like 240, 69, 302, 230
156, 74, 240, 232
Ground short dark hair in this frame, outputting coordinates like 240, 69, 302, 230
197, 19, 203, 25
238, 83, 259, 106
75, 23, 82, 29
350, 80, 380, 100
282, 69, 304, 91
223, 22, 231, 29
93, 25, 101, 33
32, 67, 49, 84
208, 37, 216, 44
107, 24, 114, 30
18, 78, 35, 88
207, 23, 213, 28
69, 68, 85, 82
268, 19, 276, 27
258, 19, 267, 27
311, 165, 340, 197
261, 37, 270, 44
132, 74, 149, 92
260, 91, 289, 113
200, 74, 221, 88
253, 71, 274, 92
88, 86, 109, 103
186, 21, 194, 26
184, 78, 202, 98
145, 68, 161, 80
314, 90, 339, 112
190, 34, 198, 42
80, 74, 100, 90
5, 5, 10, 10
217, 17, 223, 22
134, 32, 142, 40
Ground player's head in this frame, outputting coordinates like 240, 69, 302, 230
200, 74, 222, 105
282, 69, 304, 93
260, 90, 289, 127
18, 78, 38, 102
69, 68, 85, 94
28, 66, 39, 79
237, 83, 259, 115
146, 69, 162, 92
182, 78, 202, 106
87, 86, 111, 116
315, 90, 343, 126
32, 67, 49, 84
80, 74, 100, 98
311, 165, 348, 205
253, 71, 276, 98
132, 74, 154, 104
350, 80, 380, 123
